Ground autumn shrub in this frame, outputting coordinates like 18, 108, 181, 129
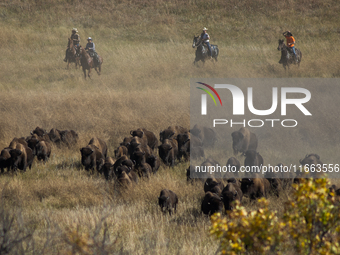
210, 178, 340, 255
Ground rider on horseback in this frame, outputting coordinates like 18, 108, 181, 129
283, 31, 298, 62
85, 37, 100, 66
200, 27, 212, 59
64, 28, 80, 62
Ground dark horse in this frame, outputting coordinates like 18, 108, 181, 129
192, 35, 219, 66
79, 47, 102, 79
65, 38, 80, 69
277, 39, 302, 70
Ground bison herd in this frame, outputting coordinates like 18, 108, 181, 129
0, 127, 78, 173
1, 125, 339, 217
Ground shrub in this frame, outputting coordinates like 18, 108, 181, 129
210, 178, 340, 255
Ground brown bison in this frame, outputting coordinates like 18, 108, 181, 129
300, 153, 322, 166
130, 128, 158, 151
98, 157, 115, 180
30, 127, 51, 142
117, 171, 133, 188
201, 191, 224, 215
146, 155, 161, 174
222, 183, 243, 211
9, 137, 28, 148
239, 178, 270, 200
232, 127, 258, 155
88, 138, 108, 158
158, 139, 178, 167
48, 128, 62, 145
204, 178, 224, 196
190, 124, 217, 147
80, 144, 104, 172
35, 140, 52, 162
0, 148, 11, 173
297, 154, 324, 179
225, 157, 241, 178
114, 145, 128, 158
30, 126, 47, 137
159, 126, 188, 143
158, 189, 178, 215
58, 129, 79, 147
244, 150, 263, 171
9, 144, 33, 172
266, 177, 283, 197
120, 137, 133, 149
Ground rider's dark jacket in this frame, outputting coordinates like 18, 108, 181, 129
71, 33, 80, 46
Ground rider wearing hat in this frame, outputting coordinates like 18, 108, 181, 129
200, 27, 212, 59
85, 37, 99, 65
64, 28, 80, 62
283, 31, 298, 62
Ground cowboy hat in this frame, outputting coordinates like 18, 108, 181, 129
203, 27, 208, 31
72, 28, 78, 33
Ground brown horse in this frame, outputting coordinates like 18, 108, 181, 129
66, 38, 80, 69
277, 39, 302, 70
79, 46, 93, 79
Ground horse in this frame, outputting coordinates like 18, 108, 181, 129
79, 46, 93, 79
277, 39, 302, 70
88, 51, 103, 76
192, 35, 219, 66
65, 38, 80, 69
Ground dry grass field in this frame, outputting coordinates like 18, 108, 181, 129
1, 0, 340, 254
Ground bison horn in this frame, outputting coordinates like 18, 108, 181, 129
130, 131, 134, 136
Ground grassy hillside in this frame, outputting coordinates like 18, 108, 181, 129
1, 0, 340, 253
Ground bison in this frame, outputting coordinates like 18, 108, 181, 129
204, 178, 224, 196
58, 129, 79, 147
158, 189, 178, 215
225, 157, 241, 178
146, 155, 161, 174
0, 148, 11, 173
232, 127, 258, 155
88, 138, 107, 158
158, 139, 178, 167
9, 144, 33, 172
98, 157, 115, 180
80, 144, 104, 172
244, 150, 263, 171
30, 126, 47, 137
222, 183, 243, 211
201, 191, 223, 215
35, 140, 52, 162
190, 124, 217, 148
130, 128, 158, 151
114, 145, 128, 158
239, 178, 270, 200
159, 126, 188, 143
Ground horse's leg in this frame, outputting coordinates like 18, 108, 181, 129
83, 67, 87, 79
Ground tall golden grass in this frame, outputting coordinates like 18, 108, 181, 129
1, 0, 340, 253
